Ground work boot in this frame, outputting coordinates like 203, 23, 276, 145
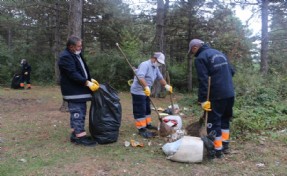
222, 142, 230, 154
70, 134, 97, 146
146, 124, 158, 131
208, 149, 223, 159
208, 149, 216, 160
138, 128, 157, 138
215, 150, 223, 159
20, 83, 25, 89
201, 136, 214, 152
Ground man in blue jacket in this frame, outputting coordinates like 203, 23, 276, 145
58, 36, 100, 146
188, 39, 235, 158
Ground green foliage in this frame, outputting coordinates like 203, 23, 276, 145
0, 37, 19, 86
32, 56, 55, 83
231, 64, 287, 139
86, 50, 136, 91
269, 1, 287, 75
172, 59, 287, 140
168, 60, 188, 92
119, 28, 143, 65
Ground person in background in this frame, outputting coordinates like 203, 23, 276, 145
20, 59, 32, 89
130, 52, 173, 138
58, 35, 100, 146
188, 39, 235, 159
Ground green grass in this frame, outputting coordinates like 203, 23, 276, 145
0, 86, 287, 176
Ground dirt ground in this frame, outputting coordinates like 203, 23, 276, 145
0, 86, 287, 176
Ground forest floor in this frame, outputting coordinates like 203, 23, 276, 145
0, 86, 286, 176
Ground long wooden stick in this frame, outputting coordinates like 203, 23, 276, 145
204, 76, 211, 129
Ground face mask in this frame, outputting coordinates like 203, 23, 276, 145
153, 62, 162, 67
75, 50, 81, 55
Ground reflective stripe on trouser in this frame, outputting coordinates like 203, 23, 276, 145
214, 136, 223, 150
222, 129, 230, 142
146, 116, 152, 126
132, 94, 151, 129
68, 102, 87, 134
135, 116, 152, 129
135, 117, 147, 129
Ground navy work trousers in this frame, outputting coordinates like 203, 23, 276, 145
207, 97, 234, 137
68, 102, 87, 134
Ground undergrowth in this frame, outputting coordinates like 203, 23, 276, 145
178, 68, 287, 141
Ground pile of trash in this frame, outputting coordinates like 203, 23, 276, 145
158, 104, 215, 163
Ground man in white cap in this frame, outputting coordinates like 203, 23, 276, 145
130, 52, 173, 138
188, 39, 235, 159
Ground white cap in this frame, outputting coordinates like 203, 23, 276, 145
188, 39, 204, 54
153, 52, 165, 65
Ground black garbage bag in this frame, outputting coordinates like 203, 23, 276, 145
89, 83, 122, 144
11, 73, 22, 89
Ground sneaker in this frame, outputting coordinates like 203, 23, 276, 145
70, 135, 97, 146
138, 128, 157, 138
146, 124, 158, 130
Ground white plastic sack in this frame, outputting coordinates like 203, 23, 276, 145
162, 138, 183, 156
162, 136, 204, 163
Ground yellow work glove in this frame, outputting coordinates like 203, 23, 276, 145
86, 81, 99, 92
164, 84, 173, 94
201, 101, 212, 111
144, 86, 151, 96
91, 78, 99, 86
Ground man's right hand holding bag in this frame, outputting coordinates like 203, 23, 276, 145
86, 80, 100, 92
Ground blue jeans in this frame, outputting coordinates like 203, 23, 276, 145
68, 102, 87, 134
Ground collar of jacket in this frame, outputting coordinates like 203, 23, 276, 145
194, 44, 210, 57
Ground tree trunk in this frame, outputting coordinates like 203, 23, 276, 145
151, 0, 169, 98
54, 1, 61, 85
154, 0, 165, 52
7, 28, 12, 51
187, 55, 193, 92
187, 0, 193, 92
260, 0, 269, 75
60, 0, 83, 112
68, 0, 83, 37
